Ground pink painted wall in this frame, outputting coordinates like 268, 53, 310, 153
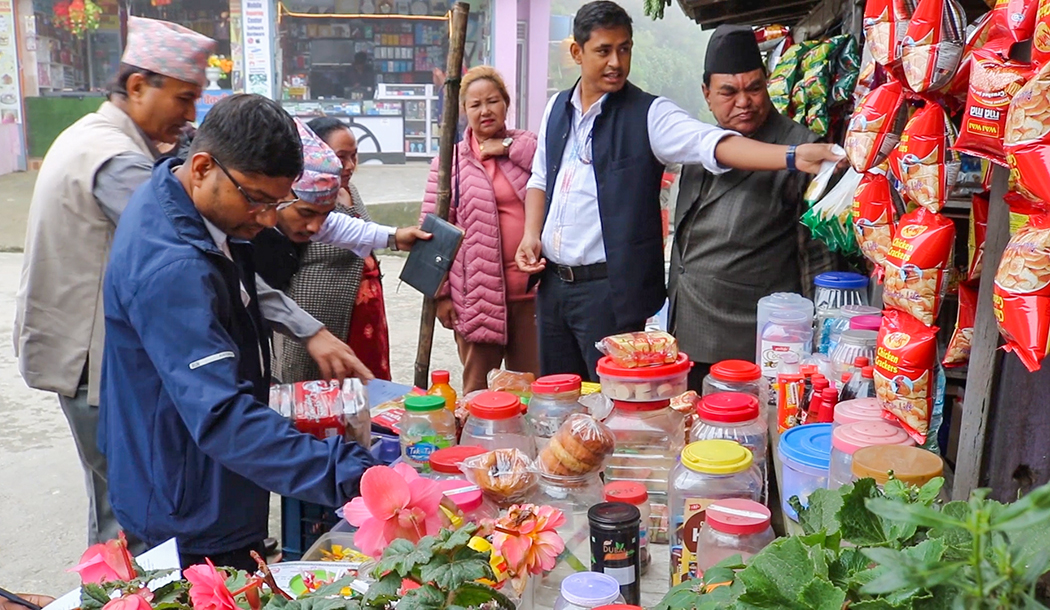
488, 0, 550, 132
526, 0, 549, 132
491, 0, 518, 128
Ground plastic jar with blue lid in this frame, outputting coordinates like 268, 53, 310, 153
813, 272, 870, 354
777, 423, 833, 521
553, 572, 625, 610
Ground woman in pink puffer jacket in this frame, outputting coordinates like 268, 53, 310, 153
420, 66, 539, 393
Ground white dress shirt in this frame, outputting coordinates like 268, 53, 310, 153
526, 85, 738, 267
313, 213, 396, 257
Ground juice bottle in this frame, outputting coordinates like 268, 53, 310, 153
428, 370, 458, 412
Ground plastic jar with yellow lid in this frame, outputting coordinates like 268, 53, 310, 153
668, 440, 762, 586
851, 445, 945, 490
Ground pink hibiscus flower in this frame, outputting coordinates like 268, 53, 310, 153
343, 463, 444, 558
184, 559, 239, 610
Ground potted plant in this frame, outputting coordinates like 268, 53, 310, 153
205, 55, 233, 90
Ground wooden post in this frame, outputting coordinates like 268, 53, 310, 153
413, 2, 469, 389
952, 165, 1010, 501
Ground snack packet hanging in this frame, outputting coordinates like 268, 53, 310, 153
536, 413, 615, 476
832, 35, 862, 104
946, 13, 996, 103
804, 37, 850, 135
993, 213, 1050, 371
864, 0, 916, 68
901, 0, 967, 92
1033, 0, 1050, 66
890, 103, 961, 211
854, 43, 882, 104
845, 81, 909, 172
1004, 60, 1050, 208
969, 191, 990, 280
882, 207, 957, 325
874, 309, 939, 443
943, 282, 977, 367
955, 38, 1034, 165
596, 331, 679, 368
991, 0, 1038, 42
853, 169, 898, 270
769, 42, 812, 116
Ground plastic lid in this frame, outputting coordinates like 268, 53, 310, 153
841, 304, 881, 318
834, 398, 891, 427
531, 374, 582, 394
851, 445, 944, 486
842, 372, 853, 383
604, 481, 649, 505
850, 315, 883, 331
770, 309, 811, 324
681, 440, 754, 474
812, 376, 829, 392
778, 424, 833, 470
435, 479, 483, 512
612, 398, 671, 412
706, 499, 772, 535
559, 572, 622, 606
588, 501, 642, 528
815, 271, 869, 290
404, 395, 447, 412
862, 366, 874, 379
468, 391, 522, 420
709, 360, 762, 382
429, 445, 487, 474
840, 329, 878, 346
697, 392, 760, 423
854, 356, 870, 367
597, 352, 692, 378
431, 370, 450, 385
833, 421, 914, 455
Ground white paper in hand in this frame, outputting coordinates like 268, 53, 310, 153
804, 144, 847, 205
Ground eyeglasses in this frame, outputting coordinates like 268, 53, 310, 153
211, 155, 299, 212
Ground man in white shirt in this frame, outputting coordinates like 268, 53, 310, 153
515, 0, 844, 379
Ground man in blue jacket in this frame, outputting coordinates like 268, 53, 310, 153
100, 94, 375, 571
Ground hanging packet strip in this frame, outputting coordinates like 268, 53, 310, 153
1004, 59, 1050, 209
944, 281, 977, 367
769, 42, 813, 116
832, 35, 862, 104
901, 0, 967, 92
852, 169, 898, 270
890, 103, 961, 212
854, 43, 882, 104
955, 37, 1034, 165
993, 213, 1050, 371
969, 191, 990, 280
845, 81, 909, 172
874, 309, 939, 444
882, 207, 956, 325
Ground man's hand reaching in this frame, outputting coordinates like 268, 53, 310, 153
795, 143, 848, 174
393, 227, 431, 251
305, 328, 374, 381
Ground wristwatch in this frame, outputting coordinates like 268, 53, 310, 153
501, 136, 513, 149
786, 145, 798, 172
387, 231, 398, 251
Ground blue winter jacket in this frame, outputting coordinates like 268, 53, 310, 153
99, 159, 375, 555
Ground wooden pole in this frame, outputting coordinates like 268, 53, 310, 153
413, 1, 469, 389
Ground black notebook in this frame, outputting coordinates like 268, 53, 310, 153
399, 213, 464, 298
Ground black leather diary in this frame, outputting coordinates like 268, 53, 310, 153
399, 213, 464, 298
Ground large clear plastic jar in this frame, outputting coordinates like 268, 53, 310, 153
814, 272, 870, 354
701, 360, 770, 418
756, 293, 814, 365
695, 499, 775, 577
425, 445, 487, 481
777, 424, 832, 521
460, 391, 537, 458
759, 309, 814, 379
826, 304, 881, 355
603, 399, 684, 542
532, 472, 605, 608
828, 421, 914, 489
527, 374, 586, 450
553, 572, 625, 610
690, 393, 769, 492
669, 440, 761, 585
604, 481, 652, 576
399, 395, 457, 472
829, 330, 878, 383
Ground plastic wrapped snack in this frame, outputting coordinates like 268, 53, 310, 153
832, 35, 862, 104
1033, 0, 1050, 66
845, 81, 909, 172
460, 448, 537, 506
854, 43, 881, 104
955, 38, 1034, 165
946, 13, 996, 104
1004, 60, 1050, 208
597, 331, 679, 368
864, 0, 916, 68
993, 214, 1050, 371
800, 38, 845, 135
901, 0, 967, 92
852, 169, 898, 269
882, 208, 957, 325
802, 165, 864, 254
769, 42, 812, 116
486, 369, 536, 394
270, 380, 347, 440
890, 103, 961, 212
874, 310, 939, 443
536, 413, 615, 476
944, 282, 977, 367
992, 0, 1038, 42
670, 391, 702, 445
969, 192, 990, 280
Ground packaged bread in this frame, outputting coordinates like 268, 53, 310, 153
460, 448, 537, 506
597, 331, 679, 368
486, 369, 536, 394
537, 413, 615, 476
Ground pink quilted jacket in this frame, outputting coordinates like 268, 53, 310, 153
420, 127, 538, 345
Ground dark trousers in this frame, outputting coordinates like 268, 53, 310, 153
537, 273, 645, 381
688, 362, 715, 393
180, 540, 267, 572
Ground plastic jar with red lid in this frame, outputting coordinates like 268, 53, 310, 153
690, 392, 768, 489
460, 391, 536, 457
604, 481, 652, 575
695, 499, 775, 577
701, 360, 770, 415
527, 374, 586, 449
597, 353, 691, 402
435, 478, 498, 526
425, 445, 487, 481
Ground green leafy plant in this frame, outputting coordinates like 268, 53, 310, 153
654, 478, 1050, 610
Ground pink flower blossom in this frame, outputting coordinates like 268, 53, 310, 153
343, 463, 443, 558
101, 594, 152, 610
184, 559, 238, 610
69, 534, 136, 584
491, 504, 566, 578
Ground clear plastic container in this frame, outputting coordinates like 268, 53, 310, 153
597, 354, 691, 402
400, 395, 457, 472
460, 391, 536, 458
701, 360, 770, 418
527, 374, 586, 449
689, 393, 768, 488
696, 499, 775, 577
532, 471, 606, 608
756, 293, 815, 365
814, 272, 870, 354
435, 478, 498, 527
669, 440, 762, 585
777, 423, 832, 521
829, 421, 915, 489
759, 309, 814, 379
829, 330, 878, 383
426, 445, 487, 481
604, 481, 652, 576
851, 445, 945, 489
826, 304, 881, 355
553, 572, 625, 610
850, 314, 883, 332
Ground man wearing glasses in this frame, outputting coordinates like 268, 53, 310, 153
99, 94, 378, 570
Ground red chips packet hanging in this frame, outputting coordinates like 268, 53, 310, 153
902, 0, 967, 92
946, 13, 997, 104
875, 309, 939, 444
1033, 0, 1050, 66
1004, 60, 1050, 209
969, 191, 990, 280
992, 0, 1038, 42
993, 213, 1050, 371
890, 103, 961, 212
944, 282, 978, 366
853, 169, 898, 270
846, 81, 909, 172
955, 38, 1035, 165
882, 207, 957, 325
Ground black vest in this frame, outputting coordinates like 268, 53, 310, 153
542, 81, 666, 326
252, 228, 306, 292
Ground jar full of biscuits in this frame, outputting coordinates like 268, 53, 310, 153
527, 374, 587, 450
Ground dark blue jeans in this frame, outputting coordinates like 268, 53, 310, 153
536, 273, 645, 381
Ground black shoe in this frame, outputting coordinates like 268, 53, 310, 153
264, 537, 279, 556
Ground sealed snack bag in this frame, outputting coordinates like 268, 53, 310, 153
796, 39, 839, 135
944, 282, 977, 367
955, 38, 1034, 165
901, 0, 967, 92
852, 169, 898, 269
854, 43, 881, 104
969, 191, 990, 280
769, 42, 813, 116
874, 309, 939, 443
991, 0, 1038, 42
993, 213, 1050, 371
597, 331, 679, 368
1004, 60, 1050, 207
845, 81, 909, 171
882, 207, 956, 325
1033, 0, 1050, 66
890, 103, 961, 212
832, 35, 862, 104
946, 13, 996, 103
864, 0, 916, 68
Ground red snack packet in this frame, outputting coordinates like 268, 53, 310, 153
291, 380, 347, 439
865, 0, 917, 68
1033, 0, 1050, 66
955, 38, 1035, 165
845, 81, 909, 172
852, 169, 898, 270
882, 207, 957, 325
901, 0, 967, 92
991, 0, 1038, 42
969, 192, 990, 280
597, 331, 679, 368
944, 282, 978, 367
890, 103, 961, 212
945, 13, 997, 104
874, 310, 939, 443
993, 213, 1050, 371
1004, 61, 1050, 208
